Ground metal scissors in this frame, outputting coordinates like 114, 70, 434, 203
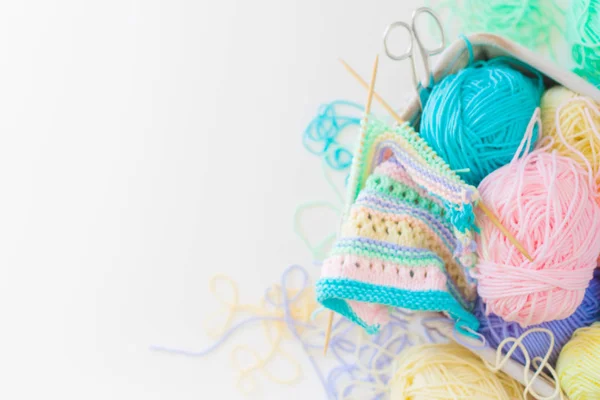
383, 7, 445, 107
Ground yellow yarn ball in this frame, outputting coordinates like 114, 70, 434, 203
389, 342, 524, 400
556, 322, 600, 400
541, 86, 600, 198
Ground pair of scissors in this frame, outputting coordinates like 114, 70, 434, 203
383, 7, 445, 107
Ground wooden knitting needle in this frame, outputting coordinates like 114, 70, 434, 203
478, 202, 533, 261
362, 55, 379, 116
323, 311, 334, 356
339, 58, 404, 125
339, 59, 533, 263
323, 55, 380, 356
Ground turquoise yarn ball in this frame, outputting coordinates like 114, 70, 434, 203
419, 58, 544, 186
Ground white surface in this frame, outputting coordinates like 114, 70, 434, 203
0, 1, 422, 398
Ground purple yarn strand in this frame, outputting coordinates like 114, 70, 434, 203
151, 264, 413, 399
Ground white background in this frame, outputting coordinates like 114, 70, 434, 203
0, 1, 424, 398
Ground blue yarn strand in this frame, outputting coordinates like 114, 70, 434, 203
303, 100, 363, 171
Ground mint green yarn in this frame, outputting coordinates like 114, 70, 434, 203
419, 57, 544, 186
432, 0, 565, 58
462, 0, 564, 52
567, 0, 600, 87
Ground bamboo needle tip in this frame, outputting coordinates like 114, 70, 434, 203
338, 58, 404, 125
323, 311, 334, 356
478, 202, 533, 262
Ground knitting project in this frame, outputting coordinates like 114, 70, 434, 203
316, 119, 481, 334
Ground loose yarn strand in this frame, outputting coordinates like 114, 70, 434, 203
151, 266, 330, 395
485, 328, 563, 400
303, 100, 363, 171
151, 265, 419, 399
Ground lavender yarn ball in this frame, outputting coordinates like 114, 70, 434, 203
476, 271, 600, 366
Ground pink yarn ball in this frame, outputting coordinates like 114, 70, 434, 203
476, 149, 600, 327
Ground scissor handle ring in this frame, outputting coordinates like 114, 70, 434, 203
411, 7, 445, 56
383, 21, 413, 61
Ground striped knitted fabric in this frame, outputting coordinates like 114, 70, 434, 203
316, 119, 480, 334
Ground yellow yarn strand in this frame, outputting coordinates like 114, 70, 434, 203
541, 86, 600, 199
484, 328, 563, 400
199, 273, 418, 398
202, 275, 317, 393
389, 342, 525, 400
556, 322, 600, 400
332, 322, 417, 400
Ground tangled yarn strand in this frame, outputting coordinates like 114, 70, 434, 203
485, 328, 563, 400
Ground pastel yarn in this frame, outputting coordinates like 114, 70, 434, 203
151, 265, 415, 399
476, 118, 600, 326
420, 57, 544, 186
476, 271, 600, 366
556, 322, 600, 399
449, 0, 564, 56
567, 0, 600, 87
303, 100, 362, 170
151, 265, 318, 393
541, 86, 600, 199
389, 342, 524, 400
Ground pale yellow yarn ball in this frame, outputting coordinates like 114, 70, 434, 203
540, 86, 600, 198
389, 342, 524, 400
556, 322, 600, 400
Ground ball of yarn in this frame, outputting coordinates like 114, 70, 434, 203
458, 0, 560, 54
476, 148, 600, 326
420, 57, 543, 186
567, 0, 600, 86
390, 342, 523, 399
541, 86, 600, 199
476, 271, 600, 366
556, 322, 600, 399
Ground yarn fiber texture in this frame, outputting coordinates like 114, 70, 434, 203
420, 57, 544, 186
452, 0, 564, 56
389, 342, 524, 400
541, 86, 600, 199
556, 322, 600, 400
476, 146, 600, 327
476, 271, 600, 367
567, 0, 600, 87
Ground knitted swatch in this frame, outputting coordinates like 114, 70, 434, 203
316, 119, 480, 334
